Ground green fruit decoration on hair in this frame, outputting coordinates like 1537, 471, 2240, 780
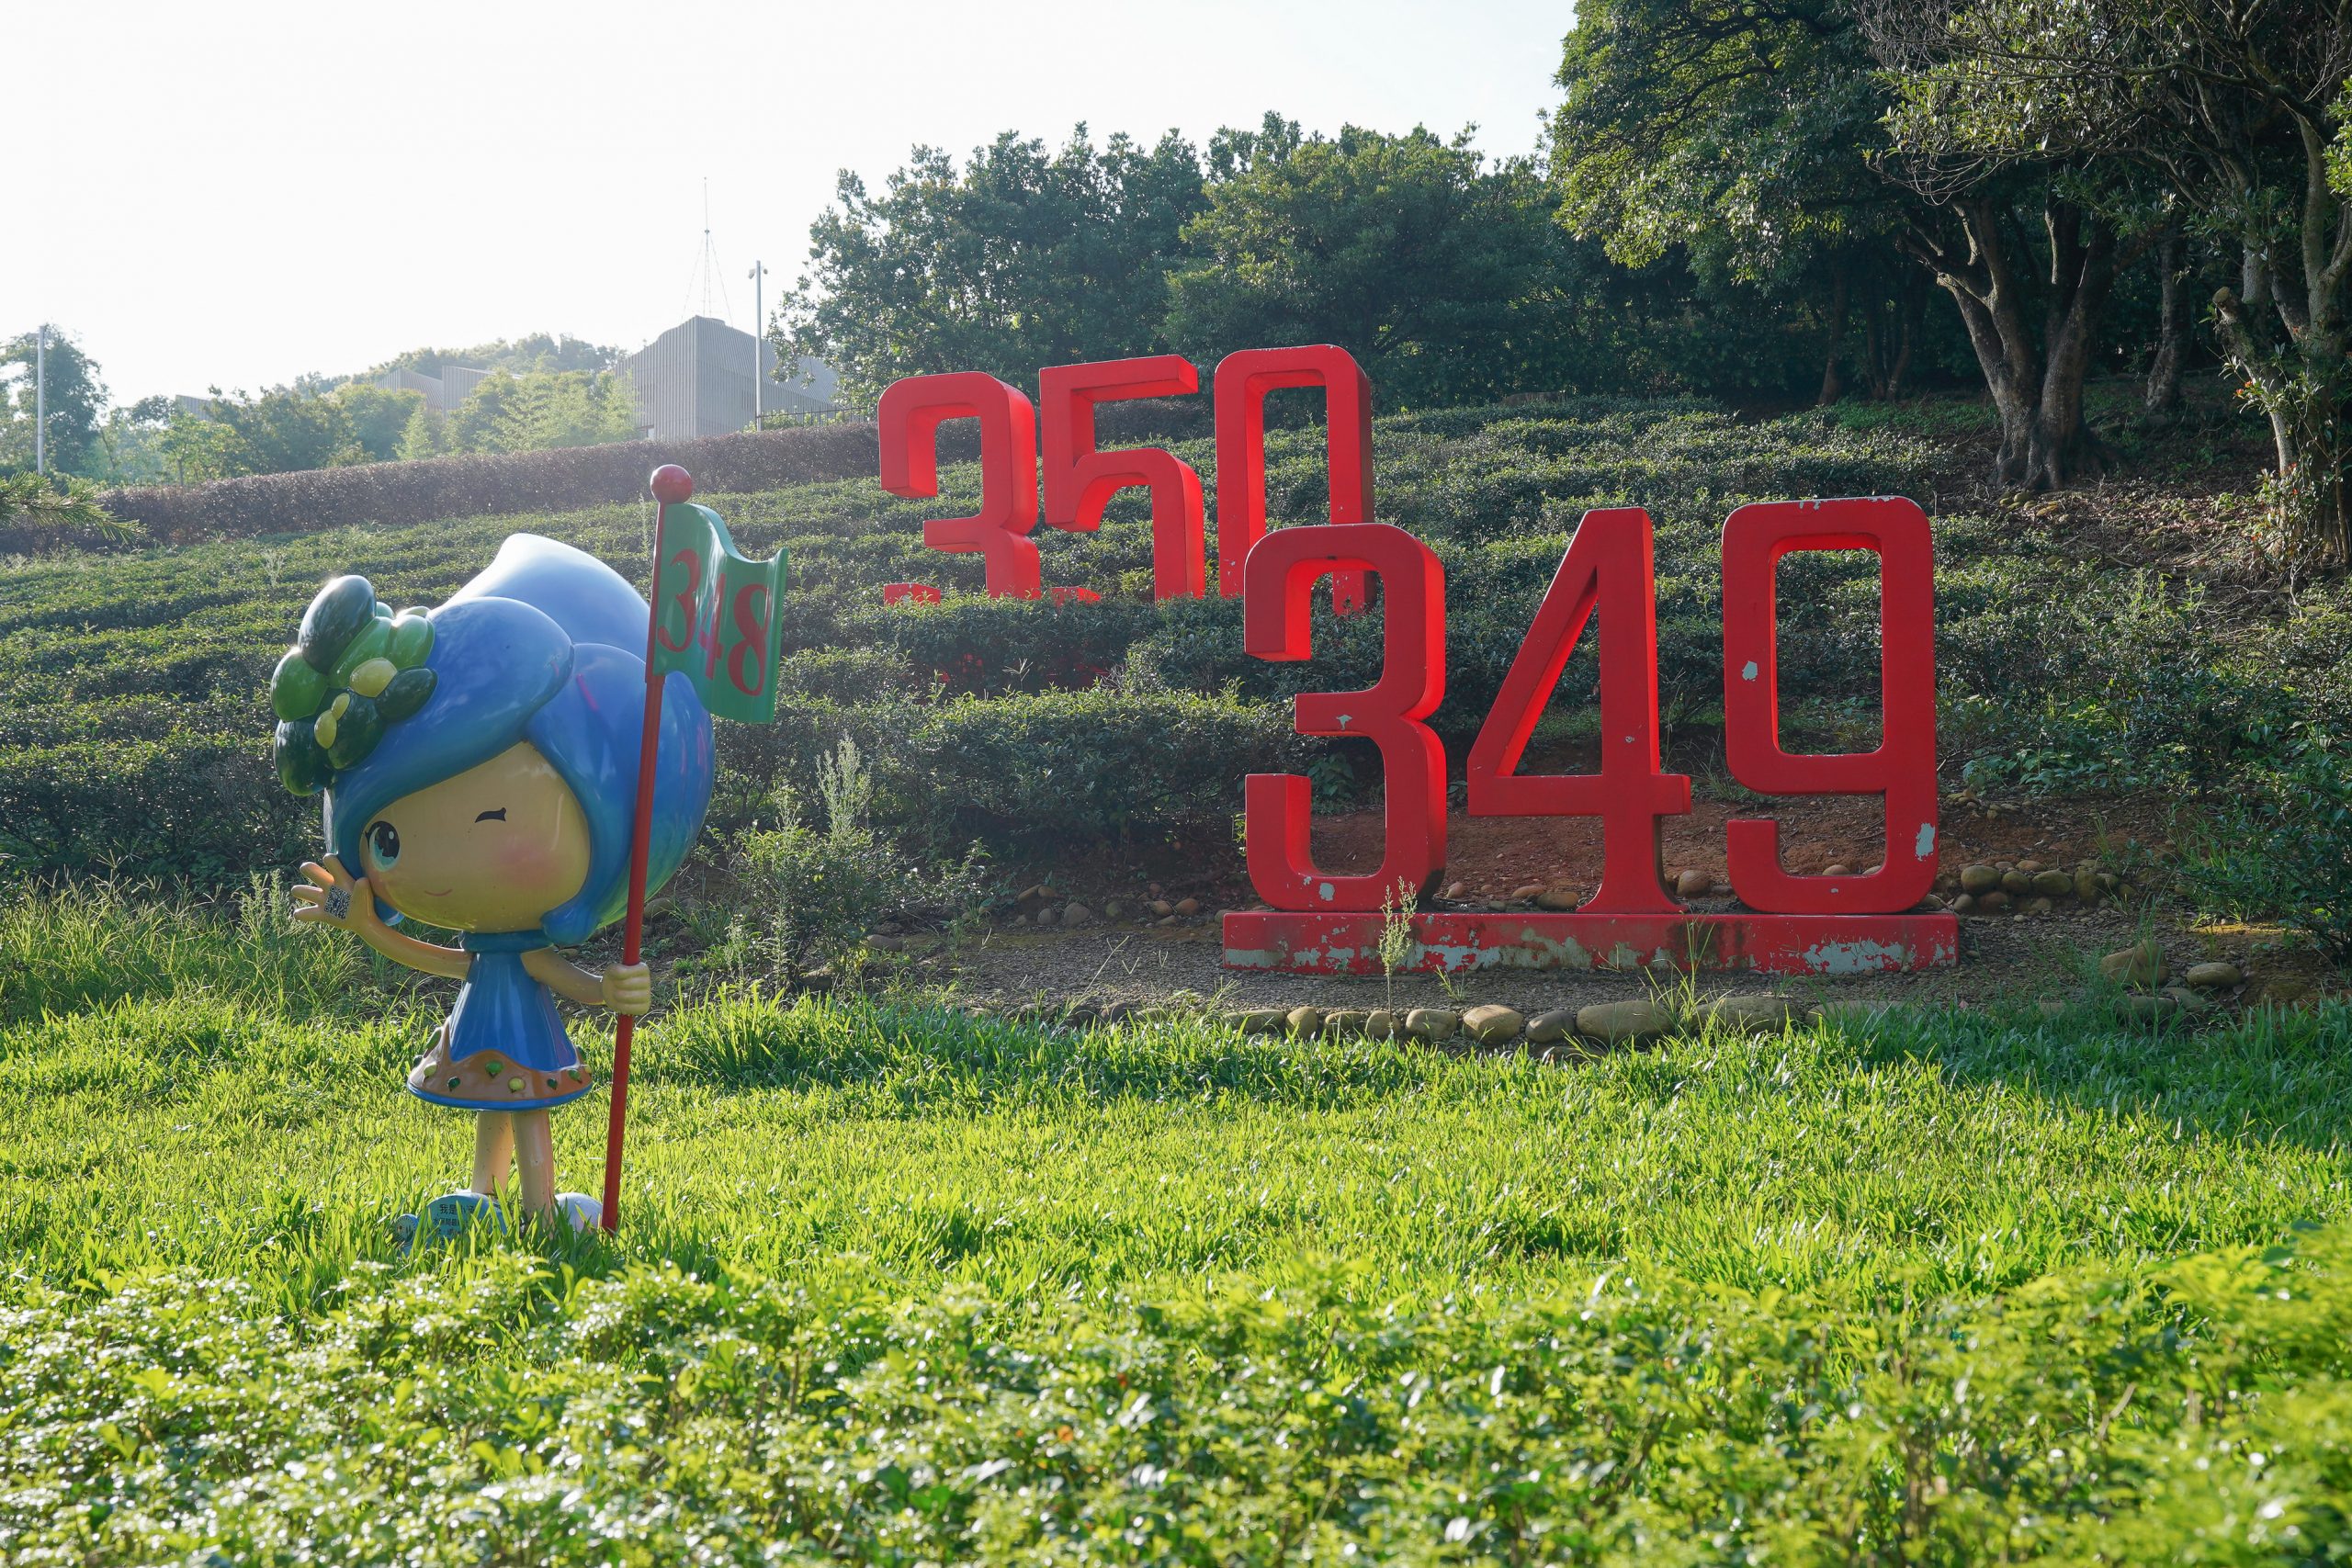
269, 577, 441, 793
297, 576, 376, 671
270, 649, 327, 721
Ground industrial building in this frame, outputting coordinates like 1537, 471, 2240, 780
616, 316, 838, 440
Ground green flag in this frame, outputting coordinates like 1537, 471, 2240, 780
649, 501, 788, 723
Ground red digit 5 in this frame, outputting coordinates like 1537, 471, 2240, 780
1214, 345, 1373, 614
1721, 497, 1939, 913
728, 581, 770, 696
1242, 522, 1445, 910
654, 545, 702, 653
877, 372, 1041, 598
1039, 355, 1206, 599
1465, 508, 1691, 912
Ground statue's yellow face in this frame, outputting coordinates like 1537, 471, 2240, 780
356, 741, 591, 933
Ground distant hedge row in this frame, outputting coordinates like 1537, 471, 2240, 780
99, 422, 887, 544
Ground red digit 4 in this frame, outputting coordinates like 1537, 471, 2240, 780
1242, 523, 1445, 910
1720, 497, 1939, 914
877, 372, 1042, 598
1465, 508, 1692, 912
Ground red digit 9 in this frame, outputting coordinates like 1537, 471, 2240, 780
1214, 345, 1373, 614
1241, 522, 1445, 910
877, 372, 1041, 599
1721, 497, 1939, 914
1039, 355, 1206, 599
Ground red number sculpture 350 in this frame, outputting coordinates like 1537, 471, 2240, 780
1242, 523, 1446, 910
878, 372, 1041, 599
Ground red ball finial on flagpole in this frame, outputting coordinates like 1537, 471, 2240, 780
650, 465, 695, 506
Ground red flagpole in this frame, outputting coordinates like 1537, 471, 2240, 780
602, 463, 694, 1231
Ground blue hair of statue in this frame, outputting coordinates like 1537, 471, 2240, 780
322, 536, 716, 944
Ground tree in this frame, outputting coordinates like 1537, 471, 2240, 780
1864, 0, 2352, 566
1165, 125, 1611, 407
773, 126, 1212, 402
1554, 0, 2145, 489
1549, 0, 1921, 403
433, 369, 639, 456
367, 334, 620, 381
331, 384, 424, 462
201, 387, 357, 474
0, 328, 108, 477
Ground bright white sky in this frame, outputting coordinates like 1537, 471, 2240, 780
11, 0, 1573, 406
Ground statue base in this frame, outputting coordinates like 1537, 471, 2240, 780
1221, 910, 1958, 976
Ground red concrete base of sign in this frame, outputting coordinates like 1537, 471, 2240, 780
1221, 909, 1959, 976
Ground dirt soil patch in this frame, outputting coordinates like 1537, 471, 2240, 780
887, 794, 2319, 1017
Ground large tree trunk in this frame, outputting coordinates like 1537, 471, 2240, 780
1817, 264, 1850, 405
1915, 196, 2120, 491
2217, 280, 2352, 568
2143, 224, 2188, 423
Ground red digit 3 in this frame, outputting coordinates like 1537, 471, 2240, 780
654, 545, 703, 653
1241, 522, 1445, 910
877, 372, 1041, 598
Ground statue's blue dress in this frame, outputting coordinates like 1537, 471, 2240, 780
405, 931, 595, 1111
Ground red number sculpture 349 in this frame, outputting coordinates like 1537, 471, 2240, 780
1222, 496, 1955, 976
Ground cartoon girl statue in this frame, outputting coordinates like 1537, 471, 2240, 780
271, 535, 714, 1240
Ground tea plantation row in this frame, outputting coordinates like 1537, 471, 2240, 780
3, 395, 2336, 895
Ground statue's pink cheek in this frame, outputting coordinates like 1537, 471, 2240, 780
496, 840, 565, 890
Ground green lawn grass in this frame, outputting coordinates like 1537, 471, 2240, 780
5, 890, 2352, 1562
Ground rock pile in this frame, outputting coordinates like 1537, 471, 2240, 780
1946, 858, 2129, 916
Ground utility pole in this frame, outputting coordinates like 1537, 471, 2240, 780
34, 323, 47, 478
747, 260, 764, 430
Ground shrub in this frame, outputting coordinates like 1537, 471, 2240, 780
895, 685, 1308, 852
706, 739, 993, 980
2182, 730, 2352, 963
98, 421, 884, 544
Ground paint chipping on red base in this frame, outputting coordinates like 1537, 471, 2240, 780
1221, 910, 1959, 976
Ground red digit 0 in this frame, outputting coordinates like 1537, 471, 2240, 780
1242, 522, 1445, 910
1465, 508, 1692, 912
654, 545, 703, 653
728, 581, 770, 696
877, 372, 1042, 598
1721, 497, 1939, 913
1214, 345, 1373, 614
1039, 355, 1206, 599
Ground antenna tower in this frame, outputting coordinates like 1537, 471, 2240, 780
681, 179, 732, 321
